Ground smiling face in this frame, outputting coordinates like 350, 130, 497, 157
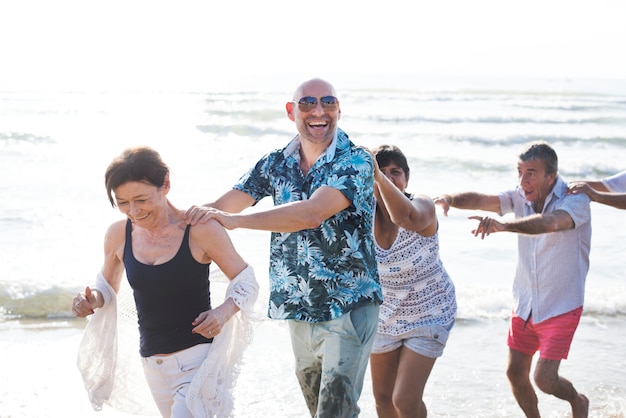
517, 158, 556, 209
113, 180, 169, 225
286, 78, 341, 146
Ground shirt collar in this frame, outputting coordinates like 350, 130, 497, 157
284, 129, 339, 163
522, 174, 565, 210
552, 175, 567, 198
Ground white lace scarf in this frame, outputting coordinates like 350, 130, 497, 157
77, 265, 259, 417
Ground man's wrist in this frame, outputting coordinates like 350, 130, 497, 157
444, 194, 455, 207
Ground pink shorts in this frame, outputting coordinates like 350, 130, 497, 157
507, 307, 582, 361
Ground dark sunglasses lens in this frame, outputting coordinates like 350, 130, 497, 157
296, 96, 338, 111
298, 96, 317, 108
320, 96, 338, 106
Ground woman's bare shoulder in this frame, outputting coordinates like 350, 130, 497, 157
104, 219, 128, 245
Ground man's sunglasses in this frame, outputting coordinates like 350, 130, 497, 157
294, 96, 339, 112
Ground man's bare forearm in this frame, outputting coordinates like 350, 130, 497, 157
445, 192, 501, 213
501, 211, 573, 235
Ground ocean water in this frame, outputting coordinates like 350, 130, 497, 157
1, 76, 625, 417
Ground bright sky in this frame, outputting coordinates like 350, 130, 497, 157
1, 0, 625, 91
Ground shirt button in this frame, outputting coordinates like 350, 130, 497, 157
156, 359, 163, 365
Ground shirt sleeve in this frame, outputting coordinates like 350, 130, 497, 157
233, 153, 274, 203
498, 189, 517, 216
555, 193, 591, 229
325, 147, 374, 212
602, 171, 626, 193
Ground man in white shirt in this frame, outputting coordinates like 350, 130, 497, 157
435, 141, 591, 418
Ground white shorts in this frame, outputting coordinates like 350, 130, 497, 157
142, 343, 211, 418
370, 322, 454, 358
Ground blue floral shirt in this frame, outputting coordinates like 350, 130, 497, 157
234, 129, 382, 322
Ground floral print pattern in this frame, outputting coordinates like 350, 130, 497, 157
234, 129, 382, 322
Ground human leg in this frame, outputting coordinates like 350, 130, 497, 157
319, 303, 378, 418
393, 347, 436, 418
291, 303, 378, 418
289, 320, 322, 417
142, 343, 211, 418
532, 307, 588, 417
392, 323, 451, 418
534, 359, 589, 418
506, 313, 541, 418
506, 348, 539, 418
370, 348, 401, 418
143, 356, 175, 417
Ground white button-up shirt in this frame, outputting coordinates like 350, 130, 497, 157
498, 176, 591, 323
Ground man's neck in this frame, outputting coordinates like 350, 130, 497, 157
299, 145, 324, 176
532, 180, 557, 213
297, 134, 333, 176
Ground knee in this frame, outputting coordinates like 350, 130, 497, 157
373, 388, 394, 409
393, 394, 423, 416
533, 367, 558, 394
506, 361, 527, 385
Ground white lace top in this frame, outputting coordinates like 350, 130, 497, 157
374, 223, 456, 335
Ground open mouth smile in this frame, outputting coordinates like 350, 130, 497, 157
308, 120, 328, 129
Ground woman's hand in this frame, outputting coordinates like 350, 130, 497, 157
191, 304, 231, 338
72, 287, 98, 317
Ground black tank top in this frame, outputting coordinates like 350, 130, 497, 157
123, 219, 212, 357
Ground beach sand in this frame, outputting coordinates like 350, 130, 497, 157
3, 314, 624, 418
